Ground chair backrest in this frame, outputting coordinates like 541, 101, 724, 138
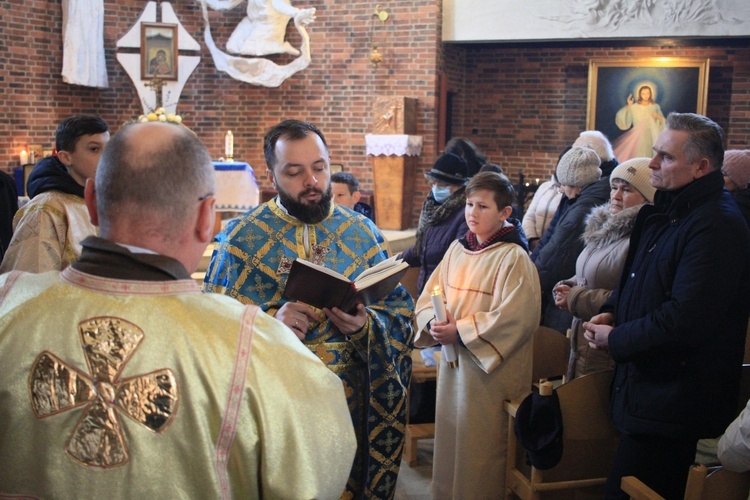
532, 326, 571, 383
621, 464, 750, 500
535, 370, 619, 482
684, 464, 750, 500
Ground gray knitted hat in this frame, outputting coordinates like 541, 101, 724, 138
556, 147, 602, 187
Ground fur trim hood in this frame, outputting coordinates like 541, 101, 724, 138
581, 202, 641, 248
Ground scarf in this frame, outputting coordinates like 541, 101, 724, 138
414, 186, 466, 250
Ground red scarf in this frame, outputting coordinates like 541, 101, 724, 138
465, 225, 515, 251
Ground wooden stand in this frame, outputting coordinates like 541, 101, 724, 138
371, 155, 417, 230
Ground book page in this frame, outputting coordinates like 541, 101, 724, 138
354, 255, 405, 282
355, 260, 409, 289
295, 258, 348, 282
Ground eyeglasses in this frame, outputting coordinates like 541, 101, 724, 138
198, 192, 214, 201
428, 180, 451, 188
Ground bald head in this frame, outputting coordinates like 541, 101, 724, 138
94, 122, 215, 241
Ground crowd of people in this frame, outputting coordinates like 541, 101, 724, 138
1, 112, 750, 499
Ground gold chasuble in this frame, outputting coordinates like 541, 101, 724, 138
0, 267, 355, 498
204, 199, 415, 499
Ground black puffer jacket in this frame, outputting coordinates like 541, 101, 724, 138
605, 170, 750, 439
26, 156, 83, 199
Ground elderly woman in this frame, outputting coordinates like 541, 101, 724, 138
534, 146, 610, 333
553, 157, 656, 379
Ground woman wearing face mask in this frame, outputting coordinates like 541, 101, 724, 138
400, 153, 470, 295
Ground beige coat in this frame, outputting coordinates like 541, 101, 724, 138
416, 240, 541, 499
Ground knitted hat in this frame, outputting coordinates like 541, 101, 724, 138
556, 147, 602, 187
610, 157, 656, 203
722, 150, 750, 190
425, 153, 469, 186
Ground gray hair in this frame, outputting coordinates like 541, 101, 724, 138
574, 130, 615, 162
665, 113, 725, 170
96, 123, 215, 236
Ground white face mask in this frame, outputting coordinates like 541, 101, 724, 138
432, 184, 452, 203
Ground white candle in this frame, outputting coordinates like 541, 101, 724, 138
225, 130, 234, 160
20, 149, 28, 165
430, 285, 458, 369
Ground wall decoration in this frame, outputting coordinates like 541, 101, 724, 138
116, 2, 201, 116
587, 58, 709, 161
443, 0, 750, 42
141, 22, 178, 80
200, 0, 317, 87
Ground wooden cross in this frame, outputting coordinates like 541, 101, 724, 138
144, 77, 166, 108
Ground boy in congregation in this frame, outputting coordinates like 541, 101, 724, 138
331, 171, 375, 221
0, 121, 356, 497
0, 114, 109, 273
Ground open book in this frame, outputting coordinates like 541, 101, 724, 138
284, 255, 409, 313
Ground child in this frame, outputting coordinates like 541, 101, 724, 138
415, 171, 541, 498
1, 114, 109, 272
330, 171, 374, 222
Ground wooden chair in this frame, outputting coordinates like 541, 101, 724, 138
505, 370, 619, 499
532, 326, 571, 386
621, 463, 750, 500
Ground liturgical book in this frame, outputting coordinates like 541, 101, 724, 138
284, 255, 409, 313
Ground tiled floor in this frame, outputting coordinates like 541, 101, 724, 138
394, 438, 433, 499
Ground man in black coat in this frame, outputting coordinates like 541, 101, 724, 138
584, 113, 750, 499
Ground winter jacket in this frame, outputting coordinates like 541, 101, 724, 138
401, 206, 468, 295
534, 179, 610, 332
26, 155, 83, 199
558, 203, 639, 379
605, 169, 750, 439
522, 179, 562, 241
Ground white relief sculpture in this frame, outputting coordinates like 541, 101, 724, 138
545, 0, 741, 33
61, 0, 109, 88
200, 0, 316, 87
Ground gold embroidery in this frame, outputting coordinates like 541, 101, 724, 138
29, 317, 179, 468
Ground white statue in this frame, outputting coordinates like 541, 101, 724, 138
202, 0, 316, 56
200, 0, 316, 87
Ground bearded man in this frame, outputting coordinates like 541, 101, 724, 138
204, 119, 414, 499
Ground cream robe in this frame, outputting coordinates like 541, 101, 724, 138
0, 191, 96, 273
0, 268, 355, 498
415, 240, 541, 499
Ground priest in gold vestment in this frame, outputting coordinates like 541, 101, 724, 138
205, 120, 414, 499
0, 122, 356, 498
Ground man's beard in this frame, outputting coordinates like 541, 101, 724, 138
277, 184, 332, 224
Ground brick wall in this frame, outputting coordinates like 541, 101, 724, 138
1, 0, 748, 227
444, 43, 750, 187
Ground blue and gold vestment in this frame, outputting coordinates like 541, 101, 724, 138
204, 199, 415, 499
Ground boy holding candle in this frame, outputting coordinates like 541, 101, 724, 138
415, 171, 541, 498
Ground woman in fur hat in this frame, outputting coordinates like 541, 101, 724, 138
553, 157, 656, 379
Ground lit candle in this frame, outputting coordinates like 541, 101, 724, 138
430, 285, 458, 369
19, 149, 28, 165
225, 131, 234, 161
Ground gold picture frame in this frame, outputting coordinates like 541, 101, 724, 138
587, 58, 709, 161
141, 22, 178, 81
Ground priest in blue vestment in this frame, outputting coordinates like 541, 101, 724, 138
204, 119, 415, 499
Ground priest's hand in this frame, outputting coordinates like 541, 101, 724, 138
430, 310, 459, 345
324, 304, 367, 335
277, 302, 317, 340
